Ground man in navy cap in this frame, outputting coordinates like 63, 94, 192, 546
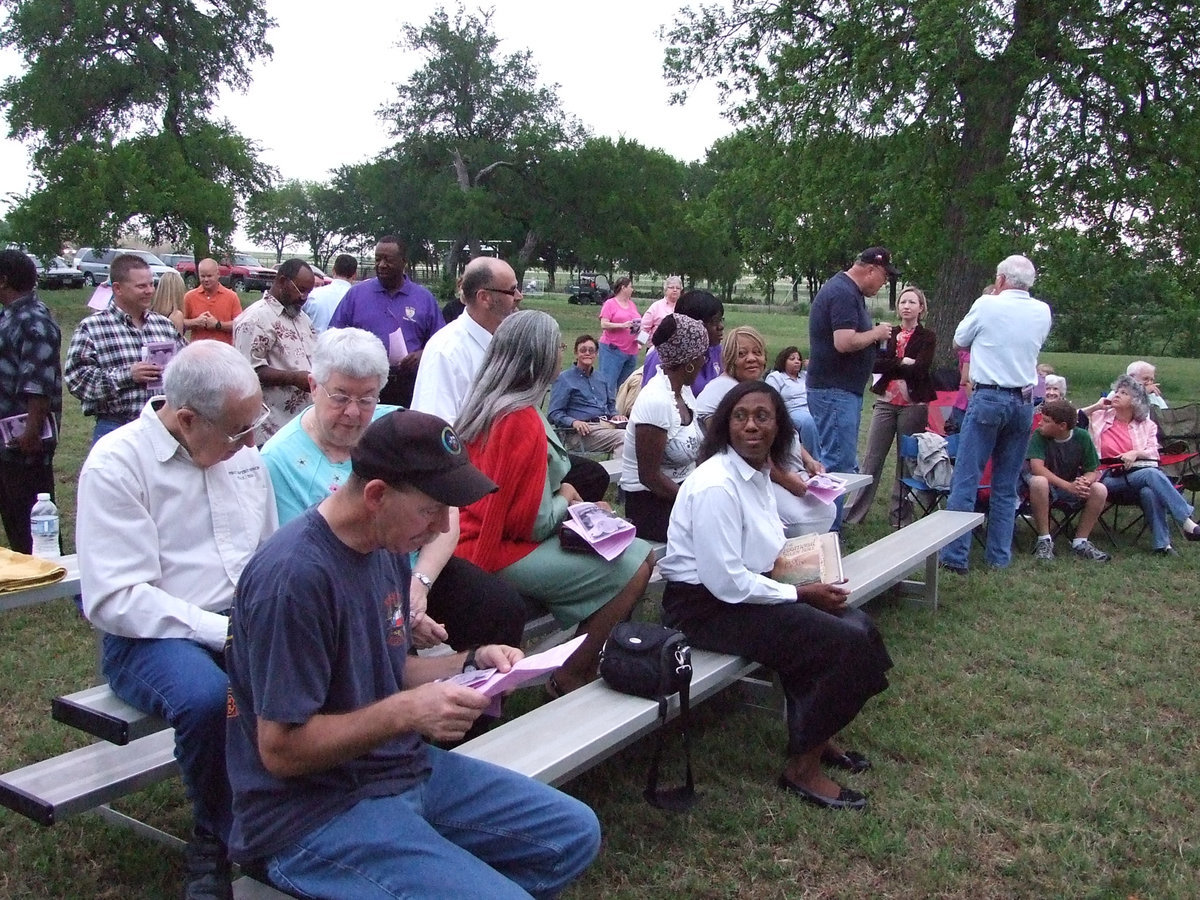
226, 409, 600, 898
806, 247, 898, 528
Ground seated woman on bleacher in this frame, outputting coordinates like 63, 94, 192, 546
1087, 374, 1200, 555
454, 310, 653, 696
658, 381, 892, 811
617, 314, 709, 541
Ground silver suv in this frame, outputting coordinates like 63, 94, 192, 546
75, 248, 175, 286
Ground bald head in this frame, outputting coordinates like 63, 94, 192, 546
460, 257, 522, 333
198, 258, 221, 294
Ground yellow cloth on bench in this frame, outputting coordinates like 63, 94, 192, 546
0, 547, 67, 594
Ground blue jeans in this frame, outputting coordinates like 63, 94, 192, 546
597, 342, 636, 397
788, 407, 822, 462
102, 634, 231, 841
1102, 466, 1194, 550
807, 387, 865, 530
92, 416, 128, 444
267, 747, 601, 899
940, 389, 1033, 569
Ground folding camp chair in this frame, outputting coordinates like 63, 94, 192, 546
897, 432, 959, 523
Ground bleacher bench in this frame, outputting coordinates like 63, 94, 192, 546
0, 552, 80, 613
1, 510, 979, 899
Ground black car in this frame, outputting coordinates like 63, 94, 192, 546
28, 254, 86, 290
567, 272, 612, 305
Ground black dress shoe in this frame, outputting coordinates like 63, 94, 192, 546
777, 774, 868, 810
1154, 546, 1179, 557
1185, 527, 1200, 542
938, 562, 968, 576
821, 749, 872, 773
183, 831, 232, 900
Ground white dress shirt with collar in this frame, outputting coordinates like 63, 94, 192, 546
953, 288, 1051, 388
658, 448, 795, 605
77, 399, 278, 650
410, 311, 492, 424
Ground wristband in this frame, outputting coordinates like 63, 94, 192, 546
462, 647, 480, 673
413, 571, 433, 589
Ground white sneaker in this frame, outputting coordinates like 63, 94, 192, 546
1072, 539, 1111, 562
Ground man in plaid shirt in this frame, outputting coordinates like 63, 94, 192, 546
65, 253, 182, 443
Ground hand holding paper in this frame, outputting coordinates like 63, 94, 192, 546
443, 634, 587, 715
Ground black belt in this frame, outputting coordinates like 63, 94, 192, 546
973, 383, 1024, 394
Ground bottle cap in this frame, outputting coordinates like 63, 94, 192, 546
36, 492, 51, 501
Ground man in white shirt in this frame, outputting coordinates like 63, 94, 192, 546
410, 256, 521, 423
77, 341, 278, 900
939, 254, 1052, 574
303, 253, 357, 333
1126, 360, 1168, 410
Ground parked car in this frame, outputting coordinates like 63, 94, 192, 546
566, 272, 612, 305
173, 253, 277, 292
27, 254, 86, 290
308, 265, 332, 287
158, 253, 193, 268
75, 248, 174, 286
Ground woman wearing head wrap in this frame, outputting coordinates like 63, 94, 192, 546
618, 314, 710, 541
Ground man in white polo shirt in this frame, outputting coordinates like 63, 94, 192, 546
939, 254, 1052, 574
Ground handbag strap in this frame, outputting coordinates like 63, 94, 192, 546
643, 646, 696, 811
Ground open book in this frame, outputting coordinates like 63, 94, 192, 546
769, 532, 845, 586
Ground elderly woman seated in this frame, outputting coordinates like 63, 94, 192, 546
454, 310, 654, 695
659, 381, 892, 810
1087, 374, 1200, 555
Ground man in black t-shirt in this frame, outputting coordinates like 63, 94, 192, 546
226, 410, 600, 898
1026, 399, 1111, 561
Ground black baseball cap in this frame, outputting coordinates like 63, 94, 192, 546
351, 410, 497, 507
858, 246, 900, 278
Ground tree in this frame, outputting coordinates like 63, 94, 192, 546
664, 0, 1200, 359
378, 5, 583, 279
245, 181, 305, 263
1, 1, 274, 258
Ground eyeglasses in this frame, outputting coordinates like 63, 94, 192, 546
731, 408, 774, 425
318, 384, 380, 410
484, 285, 522, 298
285, 276, 310, 300
190, 402, 271, 445
576, 346, 598, 355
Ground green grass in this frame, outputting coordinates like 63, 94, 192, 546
2, 289, 1199, 897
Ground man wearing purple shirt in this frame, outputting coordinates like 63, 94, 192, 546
329, 236, 444, 406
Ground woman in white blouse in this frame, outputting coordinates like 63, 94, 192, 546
659, 380, 893, 810
618, 314, 710, 541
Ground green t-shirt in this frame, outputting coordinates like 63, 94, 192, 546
1026, 426, 1099, 480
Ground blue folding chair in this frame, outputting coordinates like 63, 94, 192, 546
897, 432, 959, 525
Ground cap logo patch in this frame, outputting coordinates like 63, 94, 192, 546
441, 426, 461, 455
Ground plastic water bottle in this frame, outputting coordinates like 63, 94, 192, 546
30, 492, 60, 559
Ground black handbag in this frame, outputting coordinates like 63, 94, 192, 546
599, 621, 696, 810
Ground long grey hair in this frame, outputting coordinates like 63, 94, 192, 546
455, 309, 562, 443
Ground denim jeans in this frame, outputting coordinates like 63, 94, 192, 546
92, 416, 128, 444
788, 407, 823, 463
1101, 466, 1194, 550
267, 747, 601, 899
102, 634, 231, 842
596, 342, 636, 397
939, 389, 1033, 569
807, 387, 865, 530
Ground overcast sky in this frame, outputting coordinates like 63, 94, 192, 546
0, 0, 735, 213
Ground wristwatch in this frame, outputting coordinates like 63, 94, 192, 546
412, 571, 433, 589
462, 647, 480, 673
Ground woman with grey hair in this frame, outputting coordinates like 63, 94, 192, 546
456, 310, 654, 695
261, 325, 528, 659
1087, 374, 1200, 554
1043, 374, 1067, 403
638, 275, 684, 347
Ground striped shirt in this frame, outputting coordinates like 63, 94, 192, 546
65, 302, 182, 421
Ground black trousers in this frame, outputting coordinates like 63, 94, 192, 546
426, 555, 527, 650
662, 581, 892, 757
623, 488, 675, 543
0, 455, 55, 555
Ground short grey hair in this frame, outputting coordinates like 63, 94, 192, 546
1043, 374, 1067, 395
455, 309, 561, 443
312, 327, 389, 389
997, 255, 1036, 290
1126, 360, 1155, 379
664, 275, 683, 290
1111, 374, 1150, 422
164, 341, 259, 420
461, 257, 498, 307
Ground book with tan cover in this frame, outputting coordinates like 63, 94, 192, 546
769, 532, 845, 586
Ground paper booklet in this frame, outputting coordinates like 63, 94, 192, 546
142, 341, 178, 393
769, 531, 846, 586
561, 502, 637, 561
0, 413, 54, 446
442, 634, 587, 715
801, 473, 849, 506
